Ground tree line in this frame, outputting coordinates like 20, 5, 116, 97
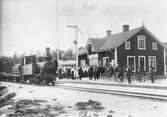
0, 48, 75, 73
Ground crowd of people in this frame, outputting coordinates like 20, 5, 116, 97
58, 64, 156, 84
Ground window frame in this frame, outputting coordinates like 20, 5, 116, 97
125, 41, 131, 49
127, 56, 136, 72
152, 42, 158, 50
103, 57, 109, 66
81, 60, 86, 67
88, 54, 98, 66
138, 56, 146, 71
138, 35, 146, 50
149, 56, 157, 71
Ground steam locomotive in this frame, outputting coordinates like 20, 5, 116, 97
10, 48, 57, 85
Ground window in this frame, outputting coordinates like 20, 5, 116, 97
103, 57, 109, 66
125, 41, 130, 49
152, 42, 157, 50
149, 56, 156, 71
127, 56, 136, 72
81, 60, 86, 66
138, 56, 146, 71
89, 54, 98, 66
138, 36, 146, 49
89, 58, 98, 66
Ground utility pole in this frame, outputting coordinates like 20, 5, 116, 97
67, 25, 78, 68
56, 0, 59, 65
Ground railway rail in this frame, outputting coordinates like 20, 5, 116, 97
2, 81, 167, 101
58, 80, 167, 90
55, 84, 167, 101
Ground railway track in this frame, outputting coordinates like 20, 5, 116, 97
55, 83, 167, 101
2, 81, 167, 101
58, 80, 167, 90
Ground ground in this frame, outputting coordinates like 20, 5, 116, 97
0, 82, 167, 117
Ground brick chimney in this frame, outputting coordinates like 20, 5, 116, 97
122, 25, 129, 32
106, 30, 111, 37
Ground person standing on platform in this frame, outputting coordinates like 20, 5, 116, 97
88, 65, 93, 80
150, 65, 155, 83
78, 67, 83, 80
126, 66, 132, 84
118, 66, 124, 83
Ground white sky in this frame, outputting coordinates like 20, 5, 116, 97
1, 0, 167, 56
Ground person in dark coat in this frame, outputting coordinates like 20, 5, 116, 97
67, 68, 71, 79
58, 68, 62, 79
71, 70, 74, 79
150, 66, 155, 83
138, 66, 144, 83
78, 67, 83, 80
100, 66, 105, 79
96, 66, 101, 80
118, 66, 124, 83
88, 66, 93, 80
93, 66, 98, 80
126, 66, 132, 84
93, 66, 100, 80
114, 64, 120, 81
113, 65, 117, 79
110, 65, 114, 78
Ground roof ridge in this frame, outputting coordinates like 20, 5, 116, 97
110, 26, 143, 37
89, 26, 143, 40
99, 26, 144, 51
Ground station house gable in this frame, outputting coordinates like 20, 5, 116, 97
78, 25, 166, 75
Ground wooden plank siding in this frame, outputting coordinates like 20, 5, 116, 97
117, 29, 164, 75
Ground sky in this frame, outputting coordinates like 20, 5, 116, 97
1, 0, 167, 56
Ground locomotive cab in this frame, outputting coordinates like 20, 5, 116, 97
22, 55, 38, 82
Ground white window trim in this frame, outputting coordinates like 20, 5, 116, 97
115, 47, 118, 67
138, 56, 146, 71
138, 35, 146, 50
89, 54, 98, 66
149, 56, 157, 71
164, 48, 166, 75
125, 41, 131, 49
127, 56, 136, 72
152, 42, 157, 50
81, 60, 86, 67
103, 57, 109, 66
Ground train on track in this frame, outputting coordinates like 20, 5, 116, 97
0, 48, 58, 85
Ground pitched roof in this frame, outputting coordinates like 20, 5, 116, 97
99, 26, 144, 51
79, 25, 164, 55
78, 38, 107, 55
89, 38, 107, 50
78, 47, 87, 55
163, 42, 167, 48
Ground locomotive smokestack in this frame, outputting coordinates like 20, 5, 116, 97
46, 47, 51, 57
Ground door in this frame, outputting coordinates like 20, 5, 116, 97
149, 56, 156, 71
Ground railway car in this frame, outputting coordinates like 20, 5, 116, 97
11, 64, 22, 82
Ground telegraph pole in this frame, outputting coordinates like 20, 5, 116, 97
56, 0, 59, 65
67, 25, 78, 68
